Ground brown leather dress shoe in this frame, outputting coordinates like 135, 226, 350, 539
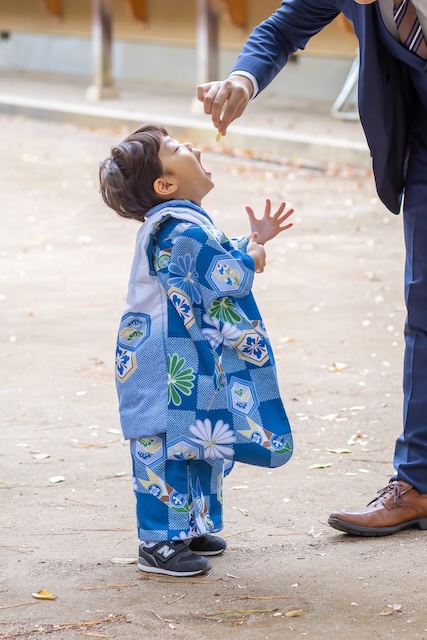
328, 481, 427, 536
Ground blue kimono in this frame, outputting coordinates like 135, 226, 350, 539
115, 200, 293, 541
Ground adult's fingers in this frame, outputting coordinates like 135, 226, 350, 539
197, 81, 221, 112
215, 79, 251, 132
197, 78, 251, 133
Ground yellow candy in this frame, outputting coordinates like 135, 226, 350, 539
216, 132, 222, 142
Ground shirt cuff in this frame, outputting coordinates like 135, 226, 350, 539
229, 70, 259, 99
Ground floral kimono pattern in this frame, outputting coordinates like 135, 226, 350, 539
116, 200, 293, 541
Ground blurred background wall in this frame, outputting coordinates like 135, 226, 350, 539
0, 1, 358, 102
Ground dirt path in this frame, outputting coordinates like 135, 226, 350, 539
1, 115, 425, 640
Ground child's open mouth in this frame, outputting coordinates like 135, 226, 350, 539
195, 149, 211, 176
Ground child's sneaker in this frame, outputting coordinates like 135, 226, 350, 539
188, 534, 227, 556
138, 541, 212, 577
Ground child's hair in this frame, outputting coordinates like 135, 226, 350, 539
99, 123, 169, 222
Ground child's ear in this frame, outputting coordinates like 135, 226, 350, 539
153, 176, 178, 197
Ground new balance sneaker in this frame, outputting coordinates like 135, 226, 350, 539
138, 541, 212, 577
188, 534, 227, 556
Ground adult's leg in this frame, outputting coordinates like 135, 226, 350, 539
394, 104, 427, 493
327, 105, 427, 535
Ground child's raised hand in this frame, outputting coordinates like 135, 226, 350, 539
245, 199, 294, 245
247, 232, 267, 273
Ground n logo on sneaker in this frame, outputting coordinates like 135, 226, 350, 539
157, 544, 176, 559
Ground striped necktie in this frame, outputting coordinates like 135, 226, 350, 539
393, 0, 427, 59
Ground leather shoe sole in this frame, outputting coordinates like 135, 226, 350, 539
328, 516, 427, 536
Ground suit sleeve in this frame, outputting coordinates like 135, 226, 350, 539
231, 0, 340, 93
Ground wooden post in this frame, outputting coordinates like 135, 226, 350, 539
86, 0, 119, 101
196, 0, 219, 85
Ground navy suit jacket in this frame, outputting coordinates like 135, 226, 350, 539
231, 0, 418, 214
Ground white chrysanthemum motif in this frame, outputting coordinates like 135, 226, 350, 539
189, 418, 235, 459
172, 531, 190, 542
201, 314, 240, 349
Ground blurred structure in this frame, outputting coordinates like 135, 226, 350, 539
330, 14, 358, 120
86, 0, 119, 100
0, 1, 358, 106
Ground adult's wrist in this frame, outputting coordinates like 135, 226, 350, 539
228, 72, 257, 99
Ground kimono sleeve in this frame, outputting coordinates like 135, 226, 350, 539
153, 220, 255, 310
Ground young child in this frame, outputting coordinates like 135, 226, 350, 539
99, 124, 294, 577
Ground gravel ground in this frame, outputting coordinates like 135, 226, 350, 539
1, 115, 426, 640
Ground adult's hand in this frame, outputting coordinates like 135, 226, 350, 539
196, 75, 253, 136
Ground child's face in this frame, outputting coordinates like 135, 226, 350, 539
157, 135, 214, 205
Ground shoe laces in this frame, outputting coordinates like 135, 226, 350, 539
374, 482, 404, 506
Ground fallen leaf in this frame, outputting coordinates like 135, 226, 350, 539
77, 235, 93, 244
309, 463, 332, 469
379, 603, 403, 616
32, 589, 57, 601
111, 557, 137, 565
32, 453, 51, 460
326, 448, 352, 454
329, 362, 348, 372
49, 476, 65, 484
347, 432, 369, 445
285, 609, 304, 617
